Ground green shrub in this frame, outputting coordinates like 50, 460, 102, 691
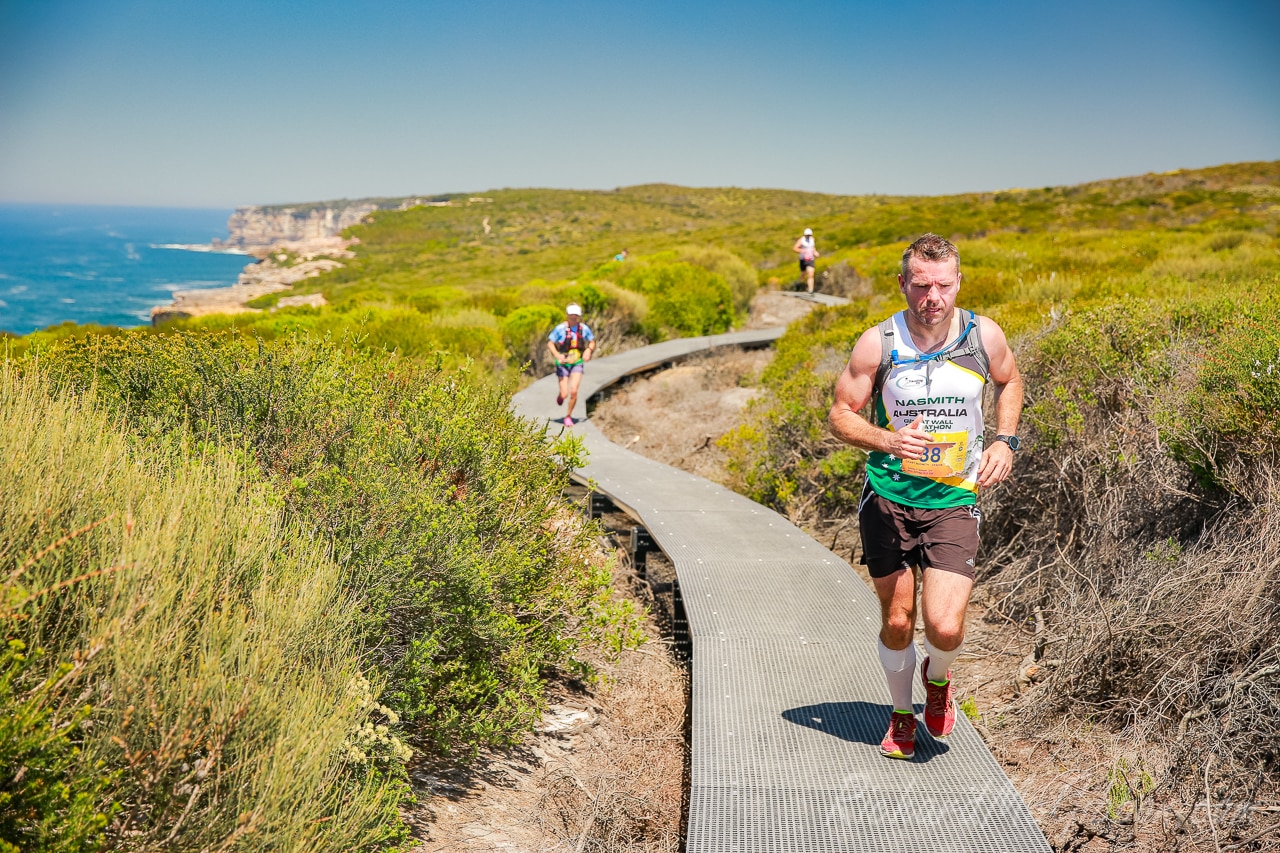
502, 304, 563, 363
618, 262, 734, 339
1154, 303, 1280, 493
37, 332, 636, 757
0, 640, 115, 853
556, 281, 610, 316
663, 245, 759, 315
244, 291, 282, 309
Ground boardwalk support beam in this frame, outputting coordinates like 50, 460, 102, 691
589, 491, 616, 520
630, 526, 655, 578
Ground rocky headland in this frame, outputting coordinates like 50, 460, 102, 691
151, 196, 435, 323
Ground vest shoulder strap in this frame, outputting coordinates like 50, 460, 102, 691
966, 310, 991, 380
944, 310, 990, 380
873, 314, 896, 398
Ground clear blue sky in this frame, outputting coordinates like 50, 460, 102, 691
1, 0, 1276, 207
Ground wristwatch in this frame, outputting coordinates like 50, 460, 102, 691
993, 434, 1021, 451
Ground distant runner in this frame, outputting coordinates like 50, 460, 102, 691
547, 303, 596, 427
614, 248, 629, 261
793, 227, 819, 293
828, 233, 1023, 760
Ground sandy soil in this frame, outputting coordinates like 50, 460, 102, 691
589, 348, 772, 486
743, 290, 819, 329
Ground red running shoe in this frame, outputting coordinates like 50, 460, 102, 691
921, 657, 956, 738
556, 393, 565, 406
880, 711, 916, 760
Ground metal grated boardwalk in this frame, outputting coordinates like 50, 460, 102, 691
510, 309, 1050, 852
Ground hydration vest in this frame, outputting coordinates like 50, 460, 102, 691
865, 309, 991, 509
555, 324, 590, 363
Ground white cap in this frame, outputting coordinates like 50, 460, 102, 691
565, 303, 582, 316
803, 228, 813, 236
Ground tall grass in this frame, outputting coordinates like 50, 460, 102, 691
0, 368, 406, 851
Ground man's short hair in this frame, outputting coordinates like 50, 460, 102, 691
901, 233, 960, 279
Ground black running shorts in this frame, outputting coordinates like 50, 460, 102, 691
858, 489, 981, 580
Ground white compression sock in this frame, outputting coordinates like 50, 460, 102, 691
922, 635, 963, 683
877, 638, 917, 713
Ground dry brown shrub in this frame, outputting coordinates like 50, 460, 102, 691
817, 261, 875, 299
536, 650, 687, 852
979, 358, 1280, 850
534, 546, 688, 853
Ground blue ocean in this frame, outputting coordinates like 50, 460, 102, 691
0, 204, 249, 335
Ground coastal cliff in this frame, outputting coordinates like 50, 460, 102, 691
218, 196, 449, 251
222, 202, 379, 250
149, 255, 341, 324
152, 195, 464, 324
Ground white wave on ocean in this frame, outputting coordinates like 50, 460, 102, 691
151, 243, 250, 255
158, 279, 227, 292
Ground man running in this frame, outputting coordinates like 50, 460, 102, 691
547, 303, 596, 427
793, 227, 820, 293
828, 233, 1023, 760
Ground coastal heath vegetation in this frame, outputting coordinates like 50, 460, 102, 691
5, 159, 1278, 849
4, 331, 641, 848
142, 162, 1280, 373
160, 246, 745, 377
37, 333, 639, 757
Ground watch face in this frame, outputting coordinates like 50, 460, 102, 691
1006, 435, 1021, 451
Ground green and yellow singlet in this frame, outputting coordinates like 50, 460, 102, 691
865, 310, 990, 509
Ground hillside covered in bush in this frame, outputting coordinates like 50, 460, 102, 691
3, 160, 1278, 850
1, 336, 638, 851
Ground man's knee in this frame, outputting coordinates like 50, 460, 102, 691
882, 612, 914, 646
925, 620, 965, 650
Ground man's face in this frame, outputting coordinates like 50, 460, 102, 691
567, 314, 581, 327
898, 257, 960, 327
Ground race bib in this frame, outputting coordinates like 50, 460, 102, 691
566, 348, 581, 362
901, 431, 969, 478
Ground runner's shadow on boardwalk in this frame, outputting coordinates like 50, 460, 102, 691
782, 701, 951, 763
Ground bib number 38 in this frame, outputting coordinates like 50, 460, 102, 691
900, 431, 969, 478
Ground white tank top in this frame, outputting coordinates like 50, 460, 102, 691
866, 310, 989, 507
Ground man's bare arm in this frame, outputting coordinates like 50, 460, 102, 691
829, 327, 932, 460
